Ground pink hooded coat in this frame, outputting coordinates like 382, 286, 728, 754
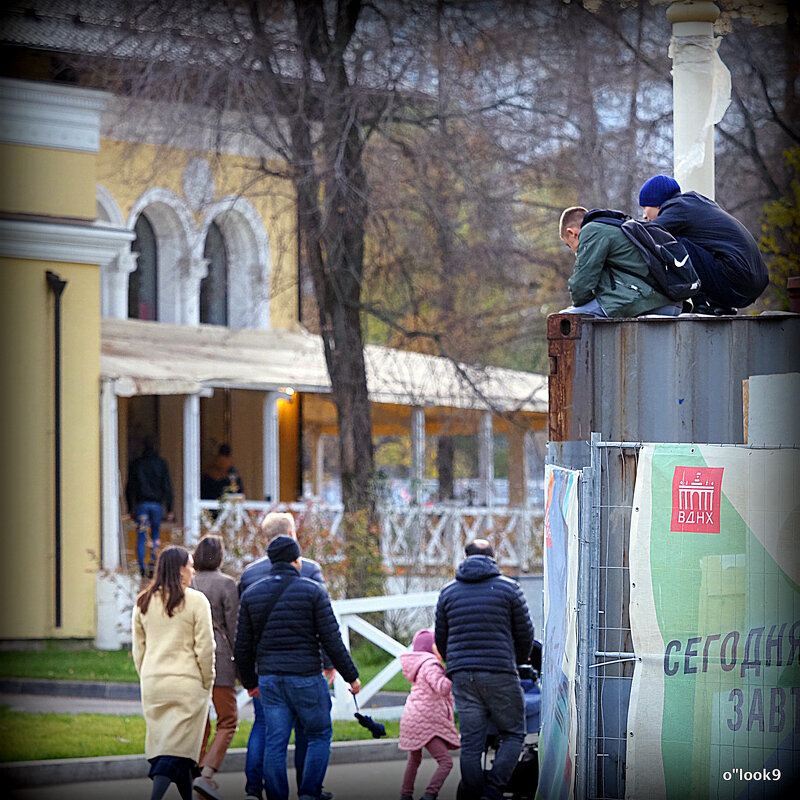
398, 651, 461, 751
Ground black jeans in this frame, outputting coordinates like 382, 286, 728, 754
451, 670, 525, 800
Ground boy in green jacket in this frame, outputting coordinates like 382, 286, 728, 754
558, 206, 681, 317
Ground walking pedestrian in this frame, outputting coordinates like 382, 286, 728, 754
132, 546, 215, 800
125, 438, 174, 577
398, 628, 461, 800
235, 535, 361, 800
238, 512, 337, 800
191, 534, 239, 800
435, 539, 533, 800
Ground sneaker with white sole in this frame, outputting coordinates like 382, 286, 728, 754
193, 775, 224, 800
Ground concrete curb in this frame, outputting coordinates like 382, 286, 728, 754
2, 739, 412, 788
0, 679, 140, 700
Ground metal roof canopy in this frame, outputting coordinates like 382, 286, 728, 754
101, 318, 547, 414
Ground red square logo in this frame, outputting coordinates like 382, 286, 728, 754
670, 466, 724, 534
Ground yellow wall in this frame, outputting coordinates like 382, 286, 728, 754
0, 257, 100, 639
0, 143, 96, 219
96, 140, 299, 329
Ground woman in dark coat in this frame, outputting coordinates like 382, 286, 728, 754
190, 535, 240, 800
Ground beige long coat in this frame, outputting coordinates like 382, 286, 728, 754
132, 587, 215, 761
190, 570, 239, 686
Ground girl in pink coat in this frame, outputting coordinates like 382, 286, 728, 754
399, 628, 461, 800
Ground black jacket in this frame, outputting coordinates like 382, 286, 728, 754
234, 562, 358, 690
435, 555, 533, 677
238, 554, 333, 670
125, 450, 173, 513
655, 192, 768, 306
238, 555, 325, 597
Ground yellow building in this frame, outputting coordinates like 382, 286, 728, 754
0, 72, 546, 648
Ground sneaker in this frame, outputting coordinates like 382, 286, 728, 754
193, 775, 224, 800
321, 792, 335, 800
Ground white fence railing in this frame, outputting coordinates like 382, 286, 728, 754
199, 498, 543, 573
329, 591, 440, 720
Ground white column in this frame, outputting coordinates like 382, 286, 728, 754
103, 250, 137, 319
263, 391, 280, 503
667, 1, 728, 198
183, 394, 201, 544
410, 407, 426, 505
182, 255, 209, 326
100, 378, 121, 569
478, 411, 494, 507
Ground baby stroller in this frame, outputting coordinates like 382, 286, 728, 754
457, 640, 542, 800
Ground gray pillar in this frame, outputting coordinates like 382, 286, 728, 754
411, 407, 426, 504
100, 378, 121, 570
263, 391, 280, 503
478, 411, 494, 507
183, 394, 201, 544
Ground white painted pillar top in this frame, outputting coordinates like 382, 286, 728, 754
667, 1, 730, 199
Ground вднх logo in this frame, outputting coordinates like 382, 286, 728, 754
670, 466, 724, 534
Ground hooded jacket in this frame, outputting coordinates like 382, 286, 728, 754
234, 562, 358, 689
654, 191, 768, 307
435, 555, 533, 676
398, 651, 460, 751
568, 221, 674, 316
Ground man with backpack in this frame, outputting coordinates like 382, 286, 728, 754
558, 205, 683, 317
638, 175, 768, 314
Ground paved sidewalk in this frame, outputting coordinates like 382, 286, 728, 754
8, 755, 462, 799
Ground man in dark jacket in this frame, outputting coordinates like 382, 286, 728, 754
638, 174, 768, 312
238, 513, 334, 800
124, 439, 174, 576
559, 206, 680, 317
235, 536, 361, 800
435, 539, 534, 800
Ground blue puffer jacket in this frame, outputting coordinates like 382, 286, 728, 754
238, 554, 333, 669
435, 556, 533, 677
234, 562, 358, 690
238, 555, 324, 597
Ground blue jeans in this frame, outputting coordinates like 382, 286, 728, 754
244, 694, 311, 799
258, 673, 332, 800
134, 501, 162, 573
559, 298, 607, 317
451, 670, 525, 800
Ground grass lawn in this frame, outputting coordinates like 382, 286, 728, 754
0, 641, 411, 692
0, 708, 401, 762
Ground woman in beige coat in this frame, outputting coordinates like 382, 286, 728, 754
191, 534, 239, 800
133, 545, 215, 800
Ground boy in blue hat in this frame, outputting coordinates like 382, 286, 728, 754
638, 175, 768, 313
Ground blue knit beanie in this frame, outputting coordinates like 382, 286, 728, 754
638, 175, 681, 208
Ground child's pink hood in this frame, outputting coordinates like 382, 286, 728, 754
400, 650, 437, 683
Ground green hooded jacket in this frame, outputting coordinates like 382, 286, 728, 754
568, 221, 673, 316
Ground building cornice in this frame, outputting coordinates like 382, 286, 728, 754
0, 78, 111, 153
0, 218, 134, 266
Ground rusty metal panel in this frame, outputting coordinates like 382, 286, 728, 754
547, 314, 800, 444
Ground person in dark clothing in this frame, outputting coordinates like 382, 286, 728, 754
125, 440, 174, 577
638, 175, 769, 312
235, 536, 361, 800
238, 513, 335, 800
435, 539, 534, 800
201, 443, 244, 500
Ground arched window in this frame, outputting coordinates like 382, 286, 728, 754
129, 214, 158, 320
200, 220, 229, 326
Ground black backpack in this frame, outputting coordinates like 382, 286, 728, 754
583, 209, 702, 301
